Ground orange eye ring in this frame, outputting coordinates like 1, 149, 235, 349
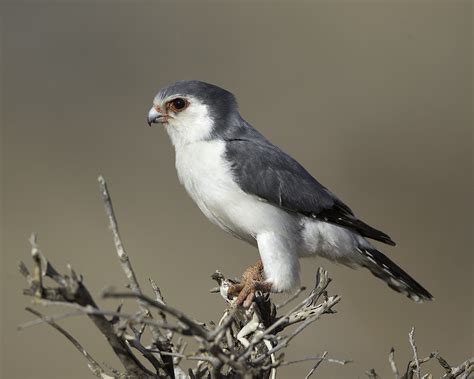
167, 98, 189, 113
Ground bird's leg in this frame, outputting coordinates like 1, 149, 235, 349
227, 260, 272, 308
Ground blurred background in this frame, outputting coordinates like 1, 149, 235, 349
1, 1, 472, 378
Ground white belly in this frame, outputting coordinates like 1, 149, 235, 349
174, 140, 298, 244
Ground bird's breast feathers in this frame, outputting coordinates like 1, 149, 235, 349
174, 140, 297, 243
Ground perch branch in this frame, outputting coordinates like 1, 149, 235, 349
18, 177, 472, 379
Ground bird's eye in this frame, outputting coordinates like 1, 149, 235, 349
168, 98, 188, 112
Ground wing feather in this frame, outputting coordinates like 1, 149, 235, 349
225, 139, 395, 246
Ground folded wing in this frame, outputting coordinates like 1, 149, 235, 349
225, 139, 395, 246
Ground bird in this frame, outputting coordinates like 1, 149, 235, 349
147, 80, 433, 307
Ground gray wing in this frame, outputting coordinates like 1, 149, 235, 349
225, 139, 395, 246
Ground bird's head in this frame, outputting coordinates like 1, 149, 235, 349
147, 80, 239, 146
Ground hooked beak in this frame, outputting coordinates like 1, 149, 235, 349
147, 107, 166, 126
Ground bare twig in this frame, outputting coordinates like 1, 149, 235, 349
389, 347, 400, 379
278, 353, 350, 368
409, 327, 421, 379
238, 267, 339, 364
18, 299, 192, 336
97, 176, 143, 301
444, 357, 474, 378
24, 307, 114, 379
98, 176, 174, 377
102, 290, 210, 340
251, 295, 341, 364
434, 352, 453, 376
304, 351, 328, 379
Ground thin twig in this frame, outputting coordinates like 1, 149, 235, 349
263, 353, 350, 370
19, 300, 191, 336
98, 176, 173, 377
445, 358, 474, 378
305, 351, 328, 379
252, 295, 341, 364
98, 176, 147, 313
25, 307, 113, 379
409, 327, 421, 379
389, 347, 400, 379
238, 270, 336, 362
102, 290, 210, 340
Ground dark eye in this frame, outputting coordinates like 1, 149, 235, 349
169, 98, 188, 112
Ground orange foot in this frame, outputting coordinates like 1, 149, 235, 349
227, 260, 272, 308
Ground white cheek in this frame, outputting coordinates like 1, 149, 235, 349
165, 101, 213, 147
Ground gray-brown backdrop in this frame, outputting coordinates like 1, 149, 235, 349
1, 1, 472, 378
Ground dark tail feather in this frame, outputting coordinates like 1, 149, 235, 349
353, 219, 396, 246
358, 248, 433, 302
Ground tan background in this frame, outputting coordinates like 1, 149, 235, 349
1, 1, 472, 378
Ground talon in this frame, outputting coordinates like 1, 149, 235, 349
227, 260, 272, 308
227, 283, 244, 298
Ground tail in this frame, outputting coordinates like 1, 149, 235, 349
358, 248, 433, 302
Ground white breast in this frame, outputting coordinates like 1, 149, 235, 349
174, 140, 298, 244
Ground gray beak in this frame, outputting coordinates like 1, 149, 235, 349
147, 107, 165, 126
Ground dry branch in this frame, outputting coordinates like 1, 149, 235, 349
18, 176, 473, 379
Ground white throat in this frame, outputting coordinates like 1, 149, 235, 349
164, 99, 214, 148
